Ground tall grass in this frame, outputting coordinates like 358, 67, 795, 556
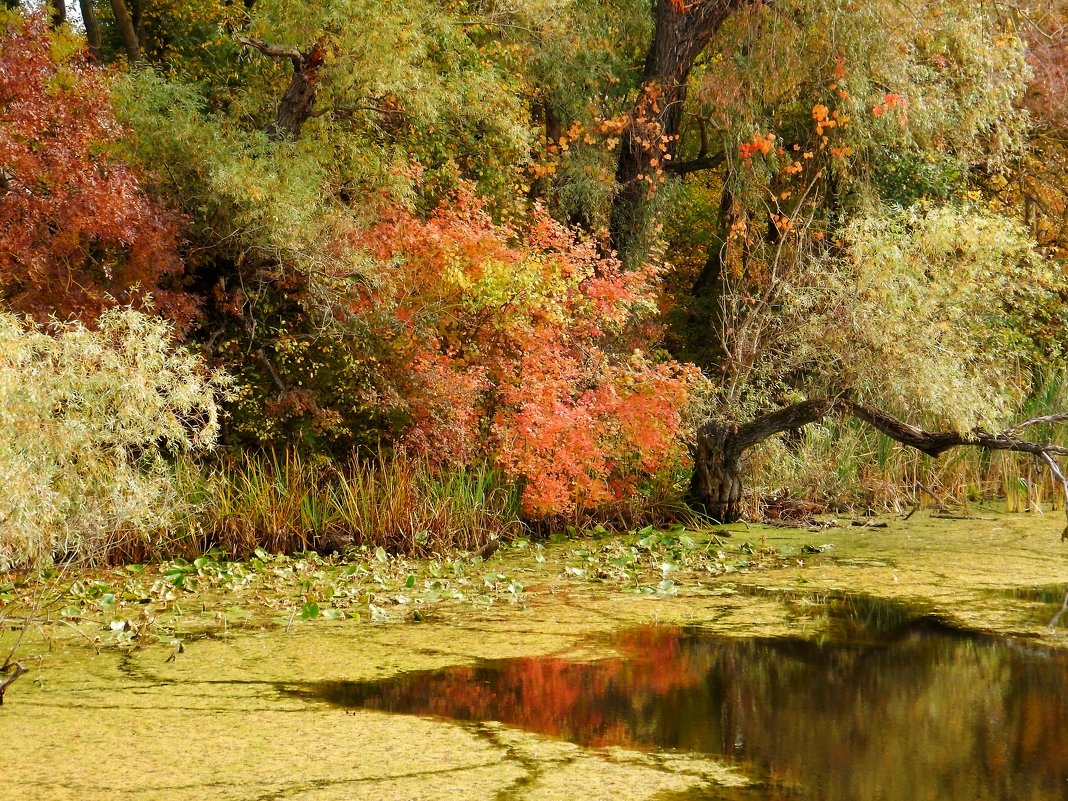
186, 452, 524, 558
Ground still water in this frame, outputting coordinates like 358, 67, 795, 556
293, 605, 1068, 800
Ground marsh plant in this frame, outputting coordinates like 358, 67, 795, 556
195, 452, 525, 558
0, 309, 226, 568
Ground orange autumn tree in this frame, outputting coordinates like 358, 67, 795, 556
0, 15, 191, 328
353, 190, 695, 518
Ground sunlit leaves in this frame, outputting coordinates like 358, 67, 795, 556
0, 15, 190, 328
350, 189, 695, 517
0, 309, 226, 568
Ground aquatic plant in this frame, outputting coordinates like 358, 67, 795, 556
193, 451, 524, 558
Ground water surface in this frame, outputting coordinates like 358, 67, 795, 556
294, 616, 1068, 800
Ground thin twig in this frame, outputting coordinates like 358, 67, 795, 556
51, 619, 101, 653
1003, 412, 1068, 436
1049, 588, 1068, 629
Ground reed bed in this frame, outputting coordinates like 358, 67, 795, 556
186, 451, 525, 558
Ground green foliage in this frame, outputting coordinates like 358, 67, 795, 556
0, 309, 226, 568
832, 206, 1062, 427
197, 451, 522, 557
4, 0, 1065, 534
695, 0, 1029, 195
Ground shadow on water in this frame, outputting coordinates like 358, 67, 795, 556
286, 597, 1068, 801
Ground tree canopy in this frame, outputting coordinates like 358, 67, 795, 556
2, 0, 1067, 523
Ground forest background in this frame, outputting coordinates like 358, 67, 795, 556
2, 0, 1068, 568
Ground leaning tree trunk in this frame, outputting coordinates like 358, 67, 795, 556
110, 0, 140, 62
688, 397, 1068, 525
609, 0, 752, 264
688, 421, 745, 522
688, 399, 836, 522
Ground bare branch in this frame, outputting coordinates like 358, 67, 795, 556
1002, 412, 1068, 436
734, 398, 837, 450
0, 662, 27, 705
692, 396, 1068, 524
238, 36, 303, 67
842, 401, 1068, 459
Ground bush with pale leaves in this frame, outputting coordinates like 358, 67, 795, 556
0, 309, 227, 567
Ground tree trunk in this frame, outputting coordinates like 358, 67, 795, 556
688, 396, 1068, 523
110, 0, 140, 62
239, 37, 325, 141
48, 0, 66, 28
686, 399, 837, 522
688, 422, 745, 522
79, 0, 102, 60
609, 0, 751, 263
271, 60, 319, 140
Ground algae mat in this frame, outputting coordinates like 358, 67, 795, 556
0, 600, 762, 801
1, 512, 1066, 800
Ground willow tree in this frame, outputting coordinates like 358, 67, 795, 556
656, 0, 1067, 520
112, 0, 535, 452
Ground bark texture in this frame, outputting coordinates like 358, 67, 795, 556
609, 0, 752, 262
239, 37, 326, 141
689, 399, 834, 521
48, 0, 66, 28
79, 0, 102, 60
110, 0, 140, 62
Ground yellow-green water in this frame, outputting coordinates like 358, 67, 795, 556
1, 511, 1065, 800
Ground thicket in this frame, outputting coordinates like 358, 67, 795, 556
0, 309, 224, 568
2, 1, 1067, 565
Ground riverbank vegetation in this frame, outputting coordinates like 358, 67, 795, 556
2, 1, 1068, 567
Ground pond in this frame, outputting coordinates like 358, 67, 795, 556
3, 514, 1067, 800
291, 613, 1068, 800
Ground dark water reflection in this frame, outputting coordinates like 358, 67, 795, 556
293, 617, 1068, 800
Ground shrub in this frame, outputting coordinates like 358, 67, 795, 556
0, 14, 191, 329
0, 309, 226, 567
351, 190, 697, 518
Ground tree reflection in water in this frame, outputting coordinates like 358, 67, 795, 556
294, 623, 1068, 800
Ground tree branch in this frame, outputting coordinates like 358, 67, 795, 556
238, 36, 303, 67
666, 151, 726, 176
733, 398, 837, 451
0, 662, 27, 705
842, 400, 1068, 459
1002, 412, 1068, 436
692, 396, 1068, 526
